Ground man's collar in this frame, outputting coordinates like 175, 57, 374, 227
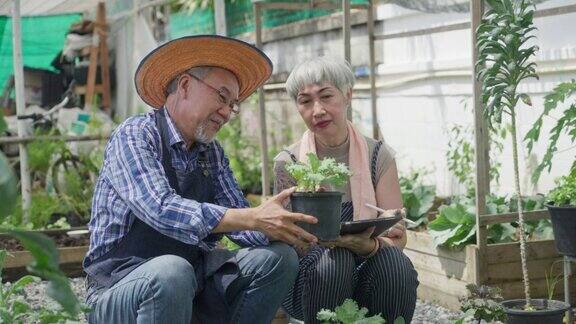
163, 109, 186, 148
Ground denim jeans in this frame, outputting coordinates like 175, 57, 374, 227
86, 242, 298, 323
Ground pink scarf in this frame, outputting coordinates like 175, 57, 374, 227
298, 121, 378, 221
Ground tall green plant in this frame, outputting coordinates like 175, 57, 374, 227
476, 0, 539, 307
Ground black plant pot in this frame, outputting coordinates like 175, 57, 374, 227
545, 202, 576, 257
290, 191, 343, 241
502, 299, 570, 324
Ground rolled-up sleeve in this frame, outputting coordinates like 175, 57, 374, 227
105, 122, 227, 245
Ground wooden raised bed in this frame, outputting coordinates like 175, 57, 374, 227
405, 210, 576, 311
1, 227, 89, 281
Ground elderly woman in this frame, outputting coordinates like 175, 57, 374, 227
274, 57, 418, 323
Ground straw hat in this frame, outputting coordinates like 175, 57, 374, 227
135, 35, 273, 109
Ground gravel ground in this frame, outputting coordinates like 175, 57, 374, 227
18, 277, 466, 323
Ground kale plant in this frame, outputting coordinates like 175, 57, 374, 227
286, 153, 351, 192
316, 299, 404, 324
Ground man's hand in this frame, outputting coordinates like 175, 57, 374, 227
253, 187, 318, 249
319, 227, 376, 256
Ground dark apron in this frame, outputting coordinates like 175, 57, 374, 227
85, 108, 239, 322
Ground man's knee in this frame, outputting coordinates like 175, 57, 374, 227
246, 242, 299, 280
147, 255, 197, 299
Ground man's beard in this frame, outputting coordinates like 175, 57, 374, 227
194, 119, 214, 144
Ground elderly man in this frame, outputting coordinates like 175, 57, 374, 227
83, 35, 318, 323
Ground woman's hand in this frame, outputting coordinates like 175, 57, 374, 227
379, 220, 407, 248
320, 227, 376, 256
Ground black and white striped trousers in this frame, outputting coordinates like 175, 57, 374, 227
282, 245, 419, 323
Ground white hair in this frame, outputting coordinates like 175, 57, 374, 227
285, 56, 355, 101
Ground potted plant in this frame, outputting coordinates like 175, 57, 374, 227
525, 79, 576, 257
476, 0, 570, 321
544, 168, 576, 257
285, 153, 352, 241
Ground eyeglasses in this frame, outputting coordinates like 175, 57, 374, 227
188, 73, 240, 114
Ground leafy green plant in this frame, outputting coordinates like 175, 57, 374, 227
27, 133, 67, 177
286, 153, 352, 192
399, 169, 436, 228
547, 166, 576, 206
316, 299, 403, 324
476, 0, 539, 307
456, 284, 506, 324
428, 195, 551, 248
6, 191, 71, 230
0, 228, 86, 322
428, 198, 477, 248
525, 79, 576, 183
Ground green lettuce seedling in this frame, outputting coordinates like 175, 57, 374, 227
286, 153, 352, 192
548, 166, 576, 206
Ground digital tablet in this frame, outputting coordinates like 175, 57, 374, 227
340, 214, 403, 238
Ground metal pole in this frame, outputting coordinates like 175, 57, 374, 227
214, 0, 227, 36
254, 3, 270, 197
342, 0, 352, 121
565, 256, 573, 323
471, 0, 490, 284
367, 0, 378, 139
130, 0, 140, 116
11, 0, 31, 221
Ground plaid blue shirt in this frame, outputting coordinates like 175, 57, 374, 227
85, 111, 268, 265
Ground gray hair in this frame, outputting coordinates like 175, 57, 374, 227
285, 57, 355, 101
166, 66, 214, 95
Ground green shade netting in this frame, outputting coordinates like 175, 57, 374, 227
0, 14, 81, 95
169, 0, 368, 39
